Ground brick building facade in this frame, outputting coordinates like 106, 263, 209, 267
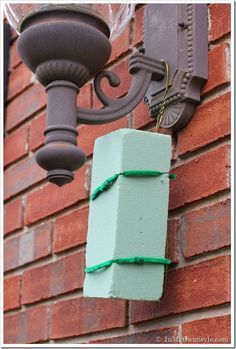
4, 3, 231, 344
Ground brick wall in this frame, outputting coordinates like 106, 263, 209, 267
4, 4, 231, 344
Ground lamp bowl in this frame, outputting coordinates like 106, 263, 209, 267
16, 7, 112, 87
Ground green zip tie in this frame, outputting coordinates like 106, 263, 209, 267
85, 256, 171, 273
90, 170, 176, 201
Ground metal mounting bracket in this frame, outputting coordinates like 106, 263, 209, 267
77, 52, 165, 124
16, 3, 208, 186
144, 4, 208, 130
77, 3, 208, 131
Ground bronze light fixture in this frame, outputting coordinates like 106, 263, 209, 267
4, 3, 208, 187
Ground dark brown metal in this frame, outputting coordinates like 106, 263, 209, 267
19, 5, 110, 37
77, 52, 165, 124
35, 80, 86, 186
144, 4, 208, 130
17, 8, 111, 85
4, 22, 11, 106
77, 4, 208, 129
17, 6, 111, 186
15, 4, 208, 186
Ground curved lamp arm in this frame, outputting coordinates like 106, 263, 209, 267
13, 4, 207, 187
77, 52, 165, 125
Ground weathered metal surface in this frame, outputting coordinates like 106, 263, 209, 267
17, 8, 111, 85
15, 4, 208, 186
35, 80, 86, 186
77, 52, 165, 124
144, 4, 208, 130
17, 7, 111, 186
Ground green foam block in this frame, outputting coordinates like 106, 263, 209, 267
83, 129, 172, 301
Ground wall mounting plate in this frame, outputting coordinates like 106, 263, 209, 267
144, 4, 208, 131
15, 3, 209, 186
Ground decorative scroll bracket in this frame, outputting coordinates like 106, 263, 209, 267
77, 52, 165, 124
78, 4, 208, 131
16, 4, 208, 186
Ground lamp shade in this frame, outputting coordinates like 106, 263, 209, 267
3, 3, 135, 41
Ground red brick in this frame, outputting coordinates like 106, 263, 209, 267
50, 297, 126, 339
4, 312, 18, 343
22, 251, 85, 304
4, 304, 49, 343
4, 236, 19, 272
202, 44, 230, 95
4, 198, 23, 235
133, 100, 153, 129
178, 92, 231, 156
167, 219, 179, 263
4, 125, 29, 166
93, 59, 131, 109
4, 223, 51, 272
23, 264, 50, 304
4, 275, 21, 311
4, 157, 46, 200
169, 145, 230, 210
5, 83, 46, 132
129, 255, 230, 323
182, 315, 231, 344
7, 63, 33, 100
24, 164, 89, 225
109, 24, 130, 63
171, 134, 177, 161
182, 199, 230, 258
91, 326, 178, 344
34, 223, 52, 260
77, 83, 92, 109
9, 40, 21, 69
209, 4, 231, 43
29, 113, 46, 152
78, 116, 128, 157
53, 206, 88, 253
134, 7, 144, 46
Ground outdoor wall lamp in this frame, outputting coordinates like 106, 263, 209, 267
4, 3, 208, 187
